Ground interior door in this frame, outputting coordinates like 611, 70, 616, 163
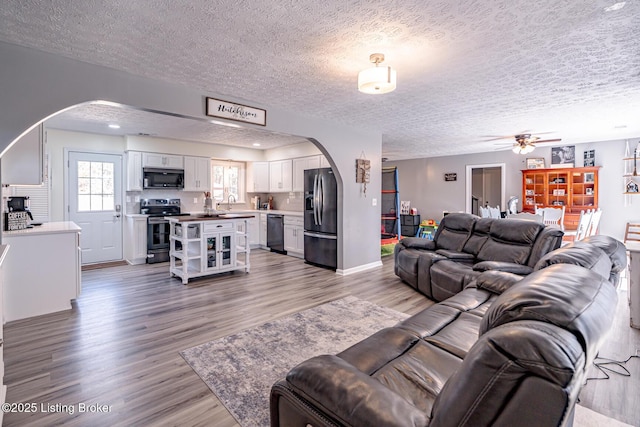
68, 151, 123, 264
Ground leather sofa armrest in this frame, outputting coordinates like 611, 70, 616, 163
286, 355, 428, 427
435, 249, 475, 262
474, 270, 525, 294
473, 261, 534, 275
401, 237, 436, 251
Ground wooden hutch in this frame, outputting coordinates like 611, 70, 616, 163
522, 166, 600, 230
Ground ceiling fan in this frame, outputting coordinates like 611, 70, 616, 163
484, 132, 561, 154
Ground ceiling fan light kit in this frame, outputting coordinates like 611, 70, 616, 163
358, 53, 397, 94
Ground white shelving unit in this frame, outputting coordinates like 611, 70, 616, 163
168, 217, 251, 284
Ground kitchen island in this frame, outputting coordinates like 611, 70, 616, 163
2, 222, 82, 321
167, 214, 254, 284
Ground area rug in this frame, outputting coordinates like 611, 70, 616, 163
180, 296, 409, 427
180, 296, 629, 427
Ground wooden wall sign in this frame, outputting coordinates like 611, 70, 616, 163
206, 97, 266, 126
444, 173, 457, 181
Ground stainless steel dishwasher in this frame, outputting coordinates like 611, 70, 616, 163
267, 214, 286, 254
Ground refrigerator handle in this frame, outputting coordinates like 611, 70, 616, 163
319, 174, 325, 225
313, 173, 319, 226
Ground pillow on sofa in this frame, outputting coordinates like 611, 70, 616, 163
479, 264, 617, 364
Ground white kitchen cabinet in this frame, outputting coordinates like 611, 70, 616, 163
126, 151, 143, 191
247, 161, 269, 193
259, 213, 267, 247
320, 155, 331, 169
125, 214, 148, 264
2, 222, 81, 322
269, 159, 293, 192
1, 123, 44, 185
248, 216, 260, 248
292, 156, 321, 192
284, 215, 304, 257
142, 152, 184, 169
184, 156, 211, 191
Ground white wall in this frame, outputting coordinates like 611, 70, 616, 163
386, 139, 640, 242
0, 42, 382, 272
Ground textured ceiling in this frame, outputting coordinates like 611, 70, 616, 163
1, 0, 639, 160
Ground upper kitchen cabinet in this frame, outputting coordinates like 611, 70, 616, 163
320, 155, 331, 169
269, 159, 293, 192
184, 156, 211, 192
292, 156, 321, 192
1, 124, 44, 185
126, 151, 143, 191
142, 152, 183, 169
247, 161, 269, 193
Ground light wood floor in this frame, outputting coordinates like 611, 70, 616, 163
3, 250, 639, 426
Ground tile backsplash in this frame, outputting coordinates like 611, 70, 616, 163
126, 190, 303, 214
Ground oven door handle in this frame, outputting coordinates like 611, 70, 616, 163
148, 217, 169, 224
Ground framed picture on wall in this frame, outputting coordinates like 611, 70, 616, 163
526, 158, 545, 169
551, 146, 575, 167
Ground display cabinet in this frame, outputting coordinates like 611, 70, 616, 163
522, 166, 599, 229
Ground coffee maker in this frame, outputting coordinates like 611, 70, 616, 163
4, 196, 34, 230
7, 196, 33, 219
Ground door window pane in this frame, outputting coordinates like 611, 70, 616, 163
77, 161, 115, 212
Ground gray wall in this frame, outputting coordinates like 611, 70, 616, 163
0, 41, 382, 272
386, 139, 640, 241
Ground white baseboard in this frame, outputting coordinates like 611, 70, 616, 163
336, 260, 383, 276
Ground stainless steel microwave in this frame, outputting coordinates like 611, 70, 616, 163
143, 168, 184, 189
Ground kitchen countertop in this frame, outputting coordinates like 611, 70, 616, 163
165, 214, 256, 222
198, 209, 303, 216
2, 221, 81, 237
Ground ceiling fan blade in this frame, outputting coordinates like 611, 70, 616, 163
483, 136, 515, 142
533, 138, 562, 144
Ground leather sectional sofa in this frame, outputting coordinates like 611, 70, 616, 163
270, 235, 627, 427
394, 213, 564, 301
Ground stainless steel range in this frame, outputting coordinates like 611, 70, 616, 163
140, 198, 189, 264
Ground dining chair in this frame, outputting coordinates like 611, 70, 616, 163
624, 222, 640, 243
488, 205, 501, 219
586, 208, 602, 236
535, 206, 566, 230
564, 209, 593, 242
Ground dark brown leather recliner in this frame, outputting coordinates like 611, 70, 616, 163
394, 213, 564, 301
271, 236, 626, 427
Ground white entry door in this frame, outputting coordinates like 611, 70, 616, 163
68, 151, 123, 264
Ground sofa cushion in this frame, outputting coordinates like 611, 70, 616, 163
434, 213, 476, 252
286, 354, 430, 427
430, 260, 479, 301
472, 261, 534, 275
475, 219, 544, 264
533, 241, 612, 280
473, 270, 526, 295
372, 339, 463, 415
462, 217, 493, 255
338, 327, 419, 375
480, 264, 618, 364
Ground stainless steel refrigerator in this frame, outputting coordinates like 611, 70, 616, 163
304, 167, 337, 269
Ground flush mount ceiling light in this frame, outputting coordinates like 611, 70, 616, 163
358, 53, 397, 94
108, 124, 120, 129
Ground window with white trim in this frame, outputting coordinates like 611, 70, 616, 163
211, 160, 246, 203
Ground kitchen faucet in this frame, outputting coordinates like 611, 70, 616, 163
227, 194, 236, 210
